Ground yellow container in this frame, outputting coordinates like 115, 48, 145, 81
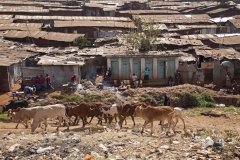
139, 80, 142, 84
126, 80, 130, 85
123, 80, 127, 84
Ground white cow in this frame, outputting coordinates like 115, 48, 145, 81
31, 104, 69, 132
8, 107, 39, 129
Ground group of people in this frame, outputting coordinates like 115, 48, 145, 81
34, 74, 54, 91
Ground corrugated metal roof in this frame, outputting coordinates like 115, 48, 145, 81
0, 6, 49, 13
180, 34, 216, 40
0, 23, 42, 31
54, 21, 136, 28
195, 48, 240, 60
209, 36, 240, 45
228, 19, 240, 29
119, 10, 179, 14
210, 17, 234, 23
15, 15, 131, 22
176, 24, 217, 29
135, 14, 212, 24
154, 38, 204, 46
37, 54, 85, 66
4, 30, 85, 42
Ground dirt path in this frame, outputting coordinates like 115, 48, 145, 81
0, 84, 21, 105
0, 115, 239, 134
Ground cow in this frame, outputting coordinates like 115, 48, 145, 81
8, 107, 39, 129
119, 102, 150, 127
162, 107, 186, 130
2, 100, 28, 113
31, 104, 69, 132
134, 105, 175, 136
100, 103, 123, 124
67, 102, 100, 127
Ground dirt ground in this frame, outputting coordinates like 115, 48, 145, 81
0, 114, 239, 134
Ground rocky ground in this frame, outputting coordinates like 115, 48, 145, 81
0, 81, 240, 159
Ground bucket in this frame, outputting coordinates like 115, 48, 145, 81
113, 80, 117, 85
123, 80, 127, 84
127, 85, 131, 89
139, 80, 142, 84
126, 80, 130, 85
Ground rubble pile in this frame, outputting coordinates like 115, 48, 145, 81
0, 126, 239, 160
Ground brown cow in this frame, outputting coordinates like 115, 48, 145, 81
134, 105, 175, 136
67, 102, 107, 127
119, 102, 150, 127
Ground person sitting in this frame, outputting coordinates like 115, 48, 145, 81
119, 80, 127, 89
132, 73, 138, 88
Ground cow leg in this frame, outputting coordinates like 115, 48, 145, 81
150, 122, 153, 135
173, 117, 179, 128
104, 114, 108, 123
15, 120, 20, 129
23, 119, 29, 128
62, 115, 69, 131
130, 116, 135, 126
44, 118, 48, 131
56, 117, 63, 131
88, 116, 94, 124
179, 116, 186, 129
115, 117, 117, 122
166, 117, 174, 136
73, 116, 78, 125
124, 119, 127, 125
141, 120, 150, 134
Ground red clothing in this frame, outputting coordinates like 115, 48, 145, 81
46, 76, 50, 84
71, 75, 76, 82
41, 77, 45, 83
35, 79, 40, 84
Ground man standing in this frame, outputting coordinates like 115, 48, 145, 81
40, 75, 45, 89
143, 67, 150, 83
174, 69, 181, 85
46, 74, 54, 90
106, 68, 112, 83
71, 74, 77, 83
163, 92, 170, 106
159, 92, 170, 125
226, 72, 231, 91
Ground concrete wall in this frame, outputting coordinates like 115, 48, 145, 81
42, 65, 80, 88
107, 56, 178, 84
81, 57, 106, 79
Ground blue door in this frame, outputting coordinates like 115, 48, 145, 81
121, 59, 130, 79
157, 60, 165, 79
111, 60, 119, 79
168, 60, 175, 78
133, 59, 141, 79
145, 58, 153, 79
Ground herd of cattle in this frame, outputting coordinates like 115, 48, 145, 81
2, 100, 186, 135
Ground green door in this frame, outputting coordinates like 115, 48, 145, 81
168, 60, 175, 77
121, 59, 130, 79
145, 58, 153, 79
111, 60, 119, 79
157, 60, 165, 79
133, 59, 141, 79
